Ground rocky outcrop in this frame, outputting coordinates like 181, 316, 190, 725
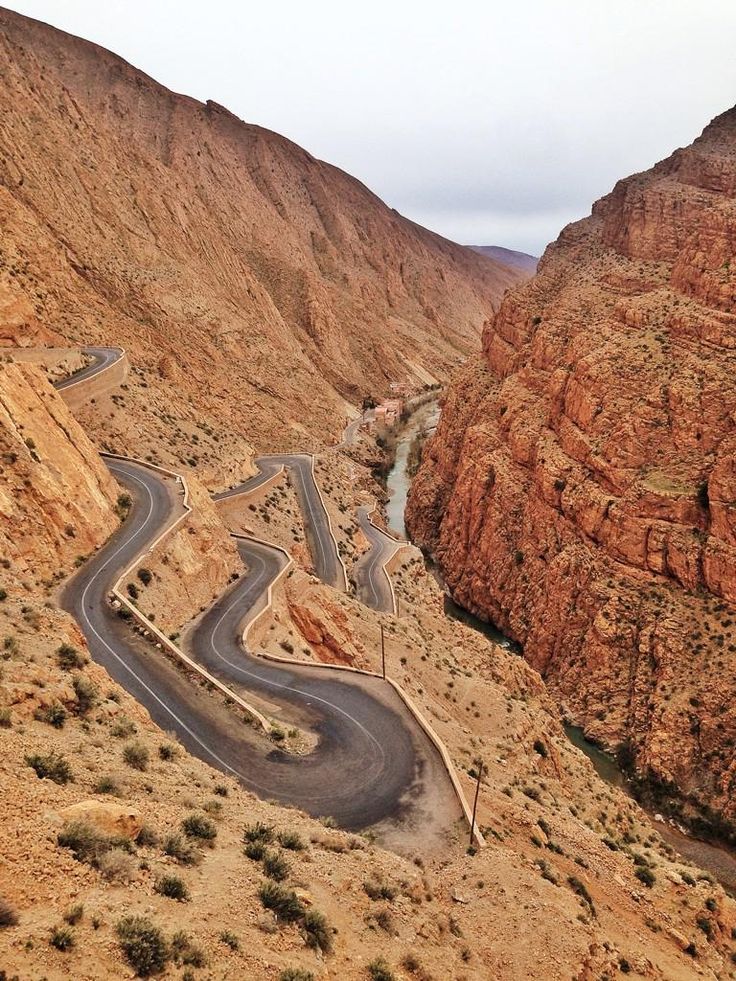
0, 8, 525, 481
0, 360, 118, 580
407, 107, 736, 829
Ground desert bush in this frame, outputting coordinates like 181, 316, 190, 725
258, 881, 305, 923
116, 916, 170, 977
244, 841, 266, 861
63, 904, 84, 925
363, 879, 397, 901
0, 707, 11, 728
94, 774, 121, 795
263, 850, 290, 882
243, 821, 273, 844
155, 875, 190, 902
137, 824, 159, 847
635, 867, 656, 888
302, 909, 332, 953
26, 751, 73, 784
279, 970, 315, 981
0, 896, 18, 927
111, 717, 137, 738
158, 743, 176, 761
58, 820, 112, 864
123, 741, 150, 771
99, 847, 136, 883
57, 643, 84, 670
72, 675, 98, 715
219, 930, 239, 950
163, 833, 200, 866
50, 925, 75, 951
368, 959, 395, 981
170, 930, 206, 967
278, 830, 305, 851
181, 813, 216, 842
137, 568, 153, 586
35, 702, 67, 728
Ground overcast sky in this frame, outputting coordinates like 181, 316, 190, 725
8, 1, 736, 255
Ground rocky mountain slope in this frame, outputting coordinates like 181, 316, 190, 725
469, 245, 539, 274
0, 7, 524, 483
407, 107, 736, 833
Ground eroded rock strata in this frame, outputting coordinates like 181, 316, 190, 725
407, 107, 736, 830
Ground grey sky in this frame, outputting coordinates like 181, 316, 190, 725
8, 0, 736, 255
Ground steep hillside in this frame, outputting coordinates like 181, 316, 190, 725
408, 107, 736, 833
469, 245, 539, 274
0, 7, 523, 485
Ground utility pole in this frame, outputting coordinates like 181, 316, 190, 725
470, 761, 483, 849
380, 622, 386, 679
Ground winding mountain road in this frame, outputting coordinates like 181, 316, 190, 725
354, 506, 403, 613
215, 454, 347, 591
54, 345, 122, 391
55, 352, 461, 839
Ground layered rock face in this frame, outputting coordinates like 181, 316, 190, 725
0, 8, 523, 470
407, 108, 736, 827
0, 360, 118, 579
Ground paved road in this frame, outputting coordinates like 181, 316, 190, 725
54, 346, 123, 390
61, 459, 455, 831
215, 454, 346, 591
354, 506, 402, 613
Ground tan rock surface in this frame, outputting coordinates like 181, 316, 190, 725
407, 106, 736, 831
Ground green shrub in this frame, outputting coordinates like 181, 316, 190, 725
278, 830, 305, 851
158, 743, 176, 761
181, 814, 216, 842
279, 970, 315, 981
368, 958, 395, 981
123, 741, 150, 771
363, 879, 397, 901
57, 643, 84, 670
137, 568, 153, 586
244, 840, 266, 861
57, 820, 126, 867
126, 582, 139, 601
26, 751, 73, 784
72, 675, 98, 715
219, 930, 239, 950
116, 916, 170, 976
35, 702, 67, 728
170, 930, 206, 967
635, 867, 656, 888
243, 821, 273, 844
258, 881, 305, 923
137, 824, 159, 847
94, 775, 121, 795
111, 717, 137, 738
163, 833, 200, 866
63, 904, 84, 925
50, 925, 75, 951
302, 909, 332, 953
263, 850, 290, 882
154, 875, 190, 902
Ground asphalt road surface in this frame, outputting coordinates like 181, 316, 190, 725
54, 346, 123, 390
354, 505, 401, 613
62, 458, 457, 832
215, 454, 346, 590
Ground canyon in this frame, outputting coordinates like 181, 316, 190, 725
2, 6, 736, 979
407, 106, 736, 837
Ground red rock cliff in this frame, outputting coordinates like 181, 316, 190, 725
407, 107, 736, 827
